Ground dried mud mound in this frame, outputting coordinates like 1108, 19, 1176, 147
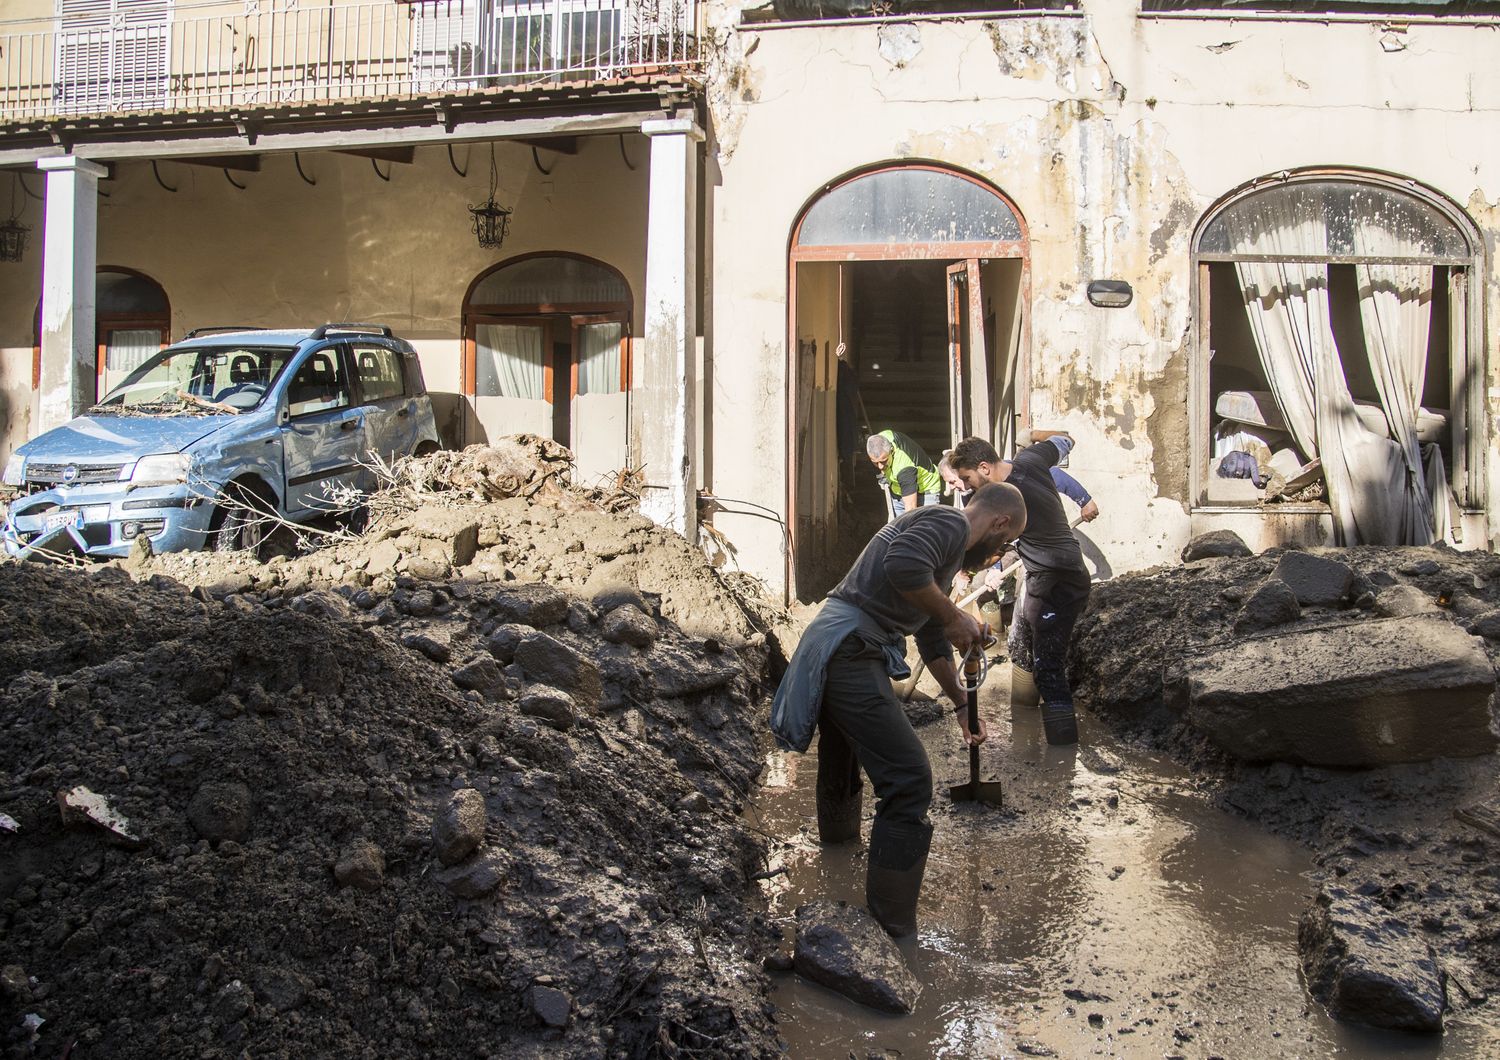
0, 563, 781, 1059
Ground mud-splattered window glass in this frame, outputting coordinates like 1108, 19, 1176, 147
469, 255, 629, 307
797, 168, 1022, 247
1191, 170, 1482, 545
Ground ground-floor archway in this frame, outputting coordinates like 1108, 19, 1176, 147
786, 163, 1031, 599
31, 266, 170, 403
460, 252, 633, 486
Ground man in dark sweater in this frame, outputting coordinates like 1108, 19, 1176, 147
949, 434, 1091, 746
770, 483, 1027, 937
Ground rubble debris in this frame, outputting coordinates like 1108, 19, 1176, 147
432, 789, 486, 866
1181, 529, 1252, 563
792, 900, 921, 1014
1300, 885, 1446, 1033
56, 786, 145, 849
1272, 551, 1354, 607
1232, 577, 1301, 635
332, 838, 386, 891
1171, 616, 1496, 766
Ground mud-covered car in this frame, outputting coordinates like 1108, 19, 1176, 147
3, 324, 441, 559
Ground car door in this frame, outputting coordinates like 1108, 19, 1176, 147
279, 343, 366, 514
351, 342, 419, 468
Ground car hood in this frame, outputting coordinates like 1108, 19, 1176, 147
18, 414, 233, 463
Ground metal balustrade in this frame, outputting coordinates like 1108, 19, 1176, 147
0, 0, 699, 123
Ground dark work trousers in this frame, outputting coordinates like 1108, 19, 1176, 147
1017, 585, 1090, 705
816, 633, 933, 861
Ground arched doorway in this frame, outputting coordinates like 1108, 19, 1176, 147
32, 267, 171, 401
461, 253, 633, 485
1190, 168, 1484, 547
787, 162, 1030, 597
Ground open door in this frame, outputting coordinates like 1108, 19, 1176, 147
946, 259, 990, 447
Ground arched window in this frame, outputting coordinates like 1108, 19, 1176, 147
1191, 169, 1482, 546
460, 253, 633, 481
32, 267, 170, 399
793, 165, 1024, 251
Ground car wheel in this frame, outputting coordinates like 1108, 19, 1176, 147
212, 481, 273, 557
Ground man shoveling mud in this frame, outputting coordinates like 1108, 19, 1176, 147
949, 433, 1092, 746
770, 483, 1026, 937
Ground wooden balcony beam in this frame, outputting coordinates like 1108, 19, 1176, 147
334, 146, 416, 164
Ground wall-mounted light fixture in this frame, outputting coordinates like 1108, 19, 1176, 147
1087, 279, 1132, 308
468, 143, 512, 250
0, 174, 30, 263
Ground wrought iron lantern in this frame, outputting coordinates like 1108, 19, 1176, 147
0, 175, 29, 264
468, 144, 512, 250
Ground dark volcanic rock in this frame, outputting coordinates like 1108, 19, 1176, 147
518, 686, 577, 731
489, 584, 570, 628
1300, 885, 1446, 1033
514, 632, 601, 709
333, 838, 386, 891
599, 604, 658, 649
435, 851, 506, 899
1175, 616, 1496, 766
1181, 529, 1253, 563
792, 900, 920, 1014
1273, 551, 1354, 607
1374, 584, 1439, 618
1233, 577, 1301, 635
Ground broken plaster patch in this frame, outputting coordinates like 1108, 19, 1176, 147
878, 24, 921, 68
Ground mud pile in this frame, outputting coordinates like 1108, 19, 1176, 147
1070, 539, 1500, 1034
0, 482, 785, 1056
142, 437, 773, 646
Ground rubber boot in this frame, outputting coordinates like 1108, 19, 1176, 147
1011, 664, 1039, 708
815, 789, 862, 845
865, 819, 933, 938
1042, 698, 1079, 746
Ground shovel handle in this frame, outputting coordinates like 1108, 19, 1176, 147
954, 513, 1087, 610
964, 652, 982, 783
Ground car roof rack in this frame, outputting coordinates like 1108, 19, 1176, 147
183, 325, 270, 339
309, 323, 394, 340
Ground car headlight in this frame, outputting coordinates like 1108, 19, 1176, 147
1, 454, 22, 487
131, 453, 191, 484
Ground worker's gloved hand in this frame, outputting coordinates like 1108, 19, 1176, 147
955, 706, 988, 746
953, 571, 973, 595
981, 566, 1007, 592
1080, 499, 1100, 522
942, 610, 983, 656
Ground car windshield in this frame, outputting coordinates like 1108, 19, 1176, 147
92, 345, 298, 416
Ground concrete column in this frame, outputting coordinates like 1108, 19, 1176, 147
36, 156, 107, 434
639, 117, 702, 538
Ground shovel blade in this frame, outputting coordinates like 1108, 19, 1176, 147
948, 780, 1004, 806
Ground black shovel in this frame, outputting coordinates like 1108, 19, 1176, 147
949, 649, 1004, 806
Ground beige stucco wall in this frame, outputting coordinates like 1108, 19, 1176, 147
0, 133, 650, 451
702, 4, 1500, 595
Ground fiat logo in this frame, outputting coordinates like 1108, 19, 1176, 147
61, 465, 79, 483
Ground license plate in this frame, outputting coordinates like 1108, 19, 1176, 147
43, 510, 83, 531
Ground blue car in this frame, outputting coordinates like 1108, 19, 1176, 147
3, 324, 441, 559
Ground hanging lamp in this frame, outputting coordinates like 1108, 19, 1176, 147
467, 143, 512, 250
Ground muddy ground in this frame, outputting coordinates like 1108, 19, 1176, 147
1072, 541, 1500, 1035
0, 442, 789, 1059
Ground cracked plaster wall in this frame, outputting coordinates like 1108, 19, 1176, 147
703, 1, 1500, 593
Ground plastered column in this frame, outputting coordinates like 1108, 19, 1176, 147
36, 156, 107, 434
639, 117, 702, 538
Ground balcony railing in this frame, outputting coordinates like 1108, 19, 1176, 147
0, 0, 699, 125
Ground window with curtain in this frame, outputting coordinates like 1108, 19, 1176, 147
105, 328, 160, 375
475, 323, 545, 400
576, 322, 623, 396
1196, 174, 1478, 545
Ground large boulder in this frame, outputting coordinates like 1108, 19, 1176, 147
1273, 551, 1354, 607
1300, 885, 1446, 1033
792, 900, 920, 1014
1232, 578, 1301, 635
1173, 616, 1497, 766
1181, 530, 1252, 563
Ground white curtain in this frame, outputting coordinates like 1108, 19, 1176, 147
1229, 191, 1442, 545
108, 329, 160, 374
475, 323, 544, 400
1354, 263, 1437, 544
576, 322, 623, 396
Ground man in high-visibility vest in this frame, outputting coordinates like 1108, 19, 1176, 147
867, 430, 943, 520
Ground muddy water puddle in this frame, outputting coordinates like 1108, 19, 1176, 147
753, 682, 1498, 1058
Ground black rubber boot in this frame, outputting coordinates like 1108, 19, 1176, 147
865, 819, 933, 938
1042, 699, 1079, 745
815, 789, 862, 844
